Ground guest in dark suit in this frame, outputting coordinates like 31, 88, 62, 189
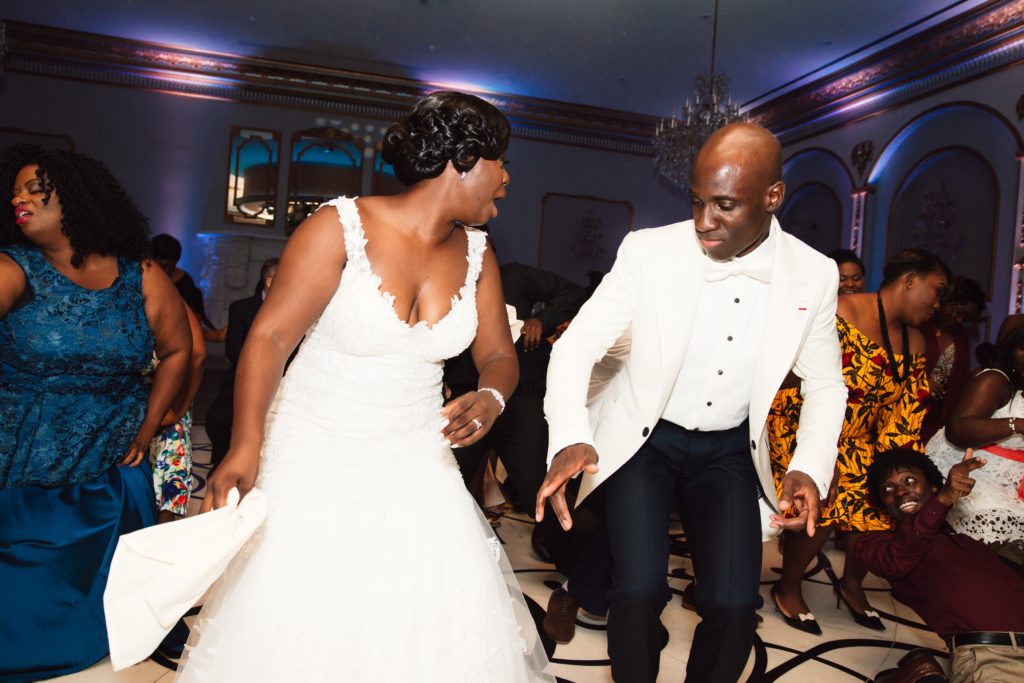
444, 257, 586, 511
205, 258, 278, 468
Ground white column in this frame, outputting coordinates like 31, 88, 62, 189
849, 187, 871, 257
1009, 152, 1024, 314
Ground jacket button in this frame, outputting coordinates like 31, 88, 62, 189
750, 440, 756, 449
642, 427, 650, 437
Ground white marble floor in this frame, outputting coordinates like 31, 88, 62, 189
55, 424, 947, 683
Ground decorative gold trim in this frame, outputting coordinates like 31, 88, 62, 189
749, 0, 1024, 140
0, 20, 658, 156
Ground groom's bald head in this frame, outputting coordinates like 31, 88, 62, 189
690, 123, 786, 261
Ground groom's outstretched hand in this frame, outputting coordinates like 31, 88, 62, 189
771, 470, 822, 537
535, 444, 599, 531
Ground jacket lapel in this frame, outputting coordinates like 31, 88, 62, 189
749, 227, 812, 436
657, 224, 706, 387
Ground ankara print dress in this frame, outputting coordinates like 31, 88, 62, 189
768, 315, 930, 532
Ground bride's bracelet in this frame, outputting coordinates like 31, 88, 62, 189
1011, 416, 1017, 436
478, 387, 506, 415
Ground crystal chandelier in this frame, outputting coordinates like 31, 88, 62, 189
653, 0, 744, 190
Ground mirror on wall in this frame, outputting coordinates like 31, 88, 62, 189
286, 127, 364, 234
225, 127, 281, 226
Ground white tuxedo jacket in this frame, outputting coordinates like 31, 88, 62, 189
545, 217, 846, 538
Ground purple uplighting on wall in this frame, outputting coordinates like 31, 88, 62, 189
424, 75, 518, 98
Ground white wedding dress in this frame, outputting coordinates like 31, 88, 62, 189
176, 197, 553, 682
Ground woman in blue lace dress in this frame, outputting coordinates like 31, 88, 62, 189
0, 145, 191, 681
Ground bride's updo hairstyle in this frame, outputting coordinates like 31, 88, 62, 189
382, 91, 511, 187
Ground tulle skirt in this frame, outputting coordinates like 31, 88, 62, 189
176, 428, 553, 682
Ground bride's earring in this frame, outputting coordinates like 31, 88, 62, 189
460, 171, 467, 181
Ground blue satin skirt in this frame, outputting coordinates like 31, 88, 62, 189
0, 464, 156, 682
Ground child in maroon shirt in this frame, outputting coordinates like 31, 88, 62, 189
858, 448, 1024, 682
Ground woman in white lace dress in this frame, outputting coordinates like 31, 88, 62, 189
177, 92, 553, 682
927, 318, 1024, 551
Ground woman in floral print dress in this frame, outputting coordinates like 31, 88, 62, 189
768, 249, 949, 634
148, 303, 206, 522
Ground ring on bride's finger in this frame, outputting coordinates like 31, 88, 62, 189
471, 418, 483, 431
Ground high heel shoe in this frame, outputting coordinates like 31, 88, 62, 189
771, 585, 822, 635
834, 585, 885, 631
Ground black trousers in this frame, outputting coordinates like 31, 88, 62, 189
453, 391, 548, 512
605, 419, 761, 683
536, 477, 612, 616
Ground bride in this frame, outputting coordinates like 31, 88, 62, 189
177, 91, 553, 682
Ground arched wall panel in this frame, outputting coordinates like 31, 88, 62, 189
782, 148, 854, 250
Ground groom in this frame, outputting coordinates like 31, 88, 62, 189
537, 123, 847, 682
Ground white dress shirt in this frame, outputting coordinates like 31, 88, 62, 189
662, 225, 777, 431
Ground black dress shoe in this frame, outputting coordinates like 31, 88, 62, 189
771, 585, 822, 636
835, 586, 885, 631
874, 648, 947, 683
543, 588, 580, 644
680, 582, 697, 611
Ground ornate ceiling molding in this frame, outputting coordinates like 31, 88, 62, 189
749, 0, 1024, 143
0, 20, 657, 156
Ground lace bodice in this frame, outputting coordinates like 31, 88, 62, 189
926, 367, 1024, 545
0, 246, 153, 487
257, 197, 488, 487
0, 246, 153, 379
308, 196, 485, 362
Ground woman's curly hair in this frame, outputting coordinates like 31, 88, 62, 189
381, 91, 510, 187
0, 144, 150, 266
866, 448, 946, 509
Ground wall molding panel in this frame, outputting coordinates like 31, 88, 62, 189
748, 0, 1024, 143
4, 3, 1023, 152
0, 20, 658, 157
